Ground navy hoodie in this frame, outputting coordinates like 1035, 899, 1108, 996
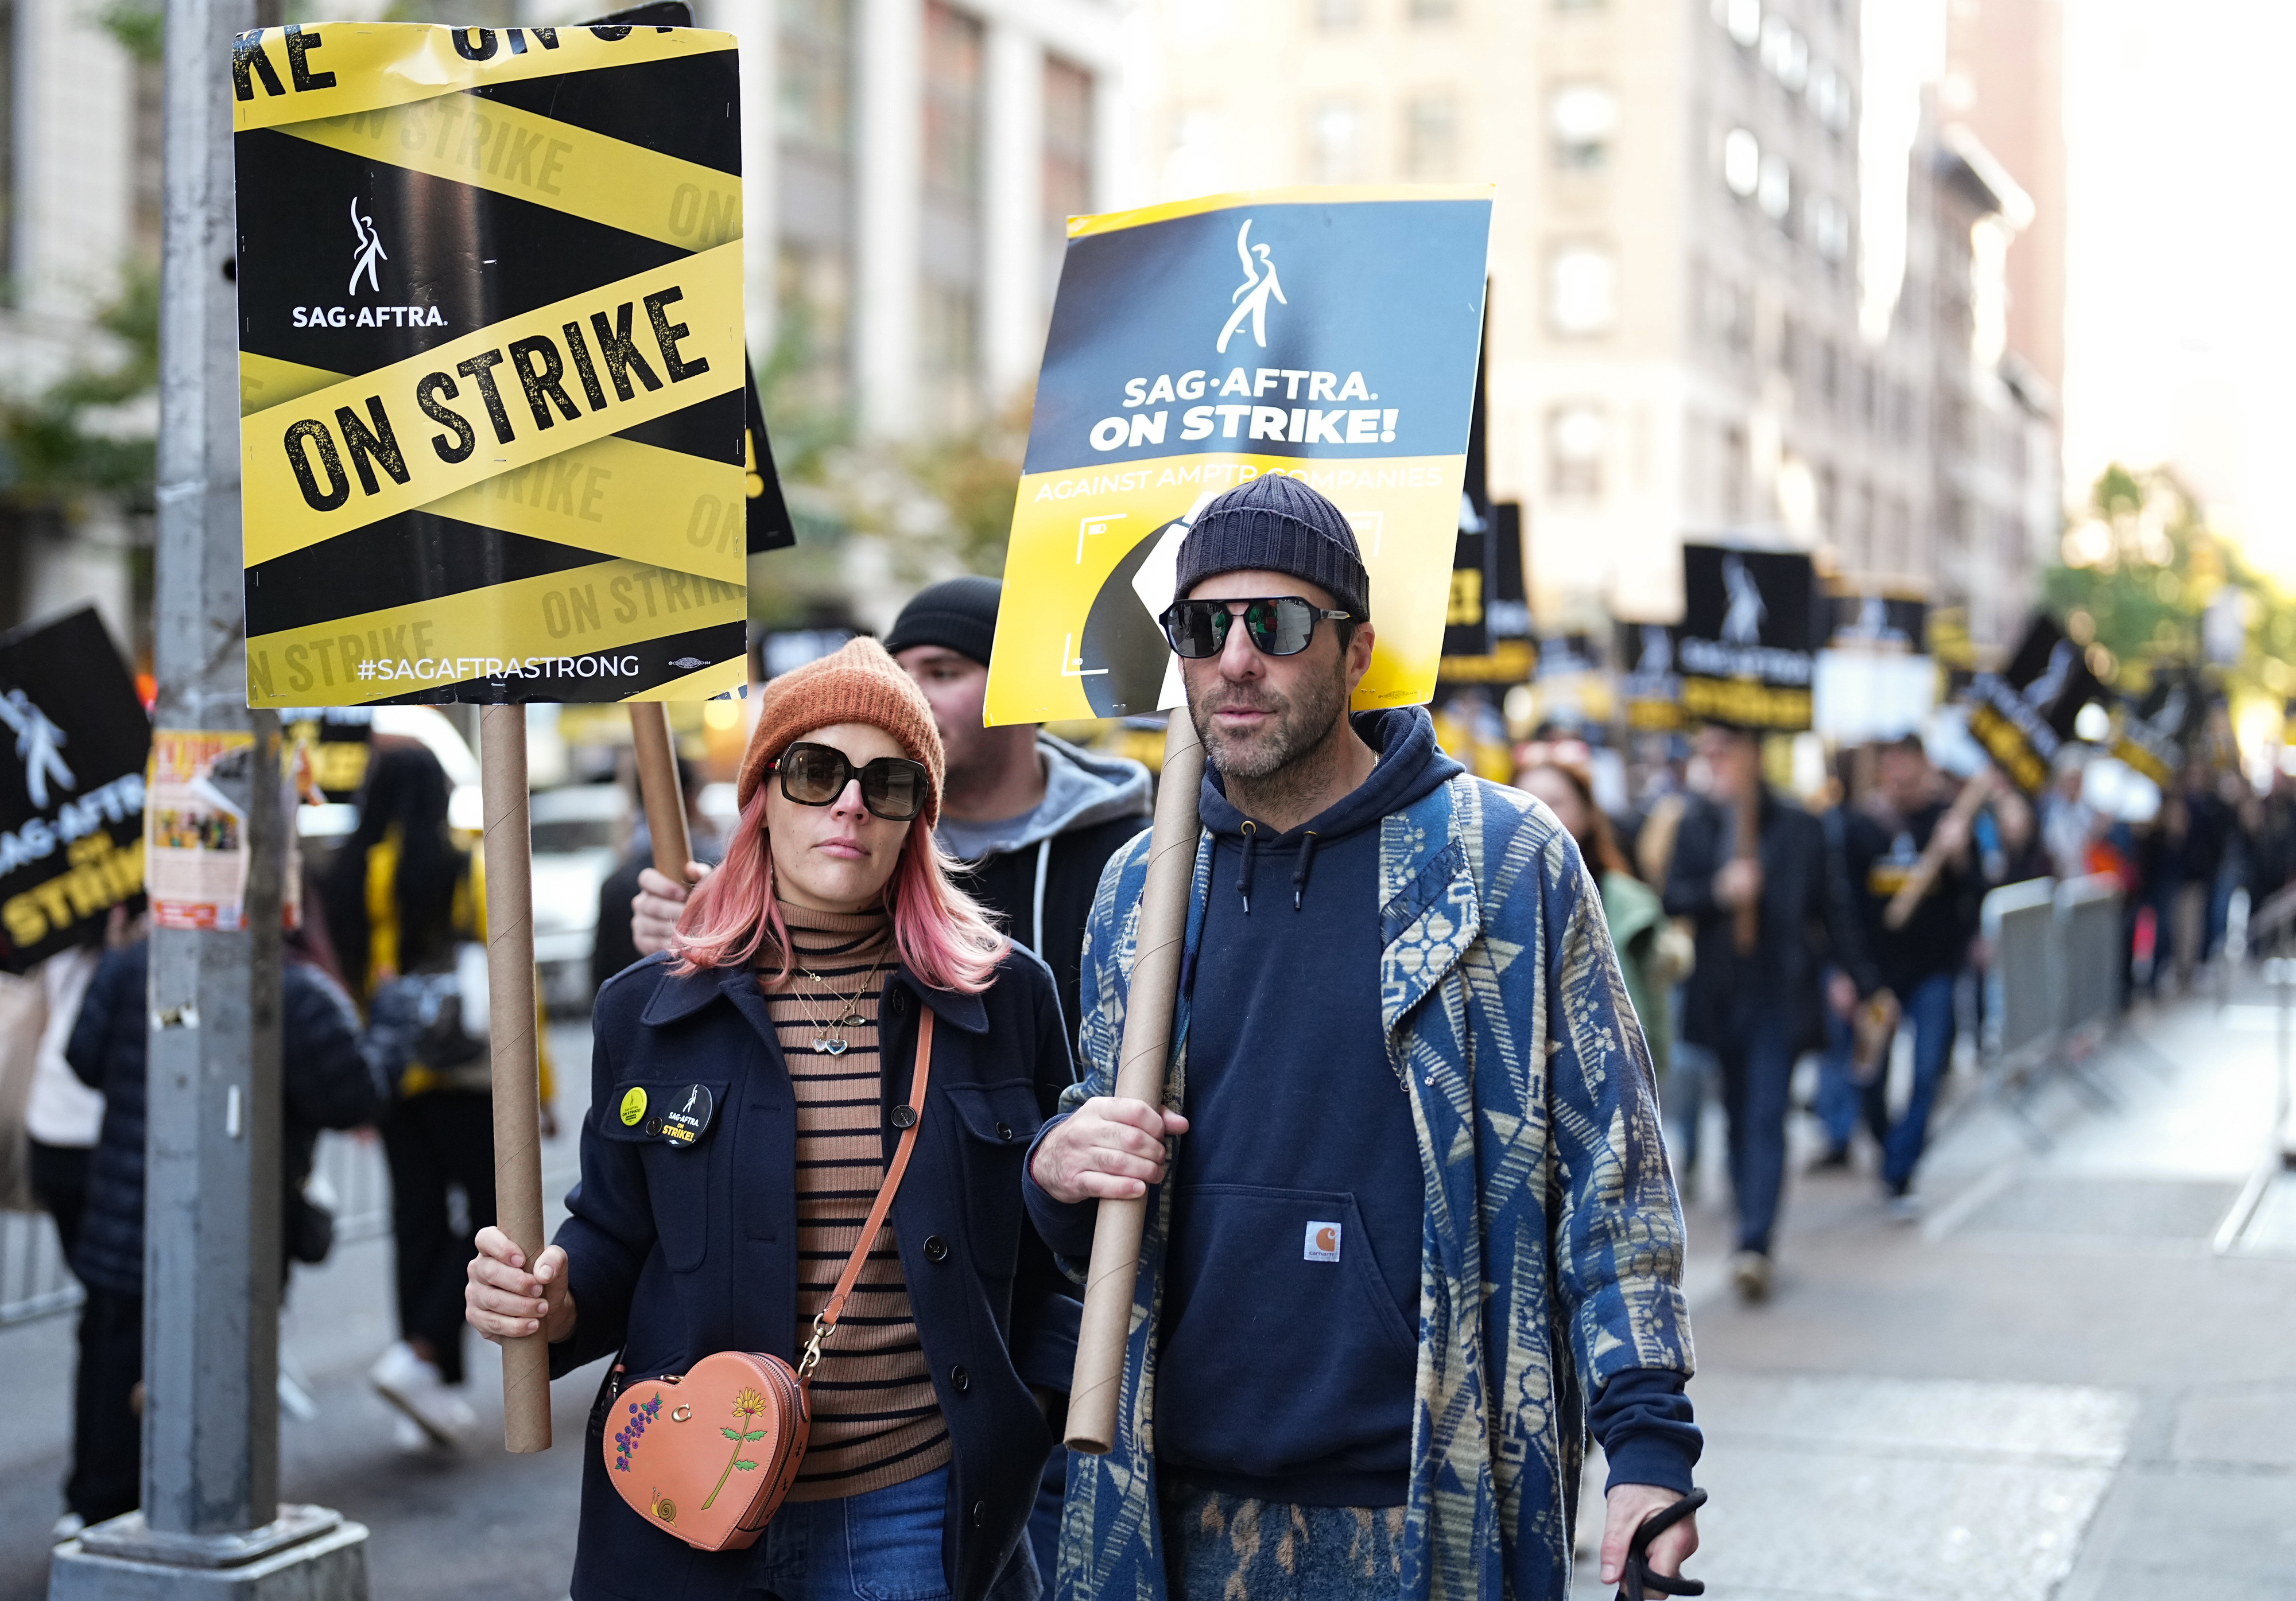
1029, 706, 1701, 1505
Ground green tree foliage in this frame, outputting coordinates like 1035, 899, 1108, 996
750, 300, 1027, 628
98, 3, 164, 64
2043, 463, 2294, 702
0, 267, 160, 511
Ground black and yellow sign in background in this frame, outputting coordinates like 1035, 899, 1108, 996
1677, 543, 1821, 732
233, 21, 747, 706
1965, 612, 2103, 795
0, 609, 149, 971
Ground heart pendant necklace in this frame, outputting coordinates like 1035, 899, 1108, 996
794, 951, 886, 1057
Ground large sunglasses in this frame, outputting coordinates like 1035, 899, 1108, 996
770, 742, 930, 822
1158, 596, 1355, 659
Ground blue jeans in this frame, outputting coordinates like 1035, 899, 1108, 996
752, 1467, 1040, 1601
1813, 979, 1867, 1153
1867, 972, 1957, 1192
1714, 995, 1797, 1255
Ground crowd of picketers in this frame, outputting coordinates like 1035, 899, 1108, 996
1514, 713, 2287, 1304
21, 469, 2289, 1597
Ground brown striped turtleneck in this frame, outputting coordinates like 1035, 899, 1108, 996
759, 901, 950, 1499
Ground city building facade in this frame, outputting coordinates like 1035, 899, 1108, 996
0, 3, 154, 660
0, 0, 1128, 652
1130, 0, 2060, 652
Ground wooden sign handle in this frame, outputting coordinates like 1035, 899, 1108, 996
1882, 768, 1995, 931
480, 706, 551, 1454
1065, 714, 1205, 1456
1731, 787, 1760, 957
629, 703, 693, 882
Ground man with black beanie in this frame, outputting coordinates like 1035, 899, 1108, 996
1024, 473, 1701, 1600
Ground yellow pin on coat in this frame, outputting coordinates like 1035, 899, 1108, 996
620, 1086, 647, 1126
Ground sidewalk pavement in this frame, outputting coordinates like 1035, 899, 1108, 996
0, 1020, 606, 1601
1573, 974, 2296, 1599
4, 990, 2294, 1600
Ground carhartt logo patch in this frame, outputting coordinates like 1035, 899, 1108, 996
1304, 1221, 1341, 1262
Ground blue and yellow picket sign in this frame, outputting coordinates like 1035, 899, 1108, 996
985, 185, 1494, 726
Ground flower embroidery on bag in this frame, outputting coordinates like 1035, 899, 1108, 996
699, 1386, 771, 1511
612, 1389, 664, 1472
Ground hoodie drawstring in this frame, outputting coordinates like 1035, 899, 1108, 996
1238, 821, 1259, 915
1292, 831, 1320, 911
1029, 837, 1052, 955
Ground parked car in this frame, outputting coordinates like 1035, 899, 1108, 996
529, 782, 630, 1015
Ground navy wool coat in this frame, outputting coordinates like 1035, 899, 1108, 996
550, 947, 1073, 1601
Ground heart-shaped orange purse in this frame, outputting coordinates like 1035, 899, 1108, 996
604, 1351, 809, 1551
600, 1015, 934, 1552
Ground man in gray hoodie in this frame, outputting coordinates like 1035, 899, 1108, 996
882, 575, 1154, 1034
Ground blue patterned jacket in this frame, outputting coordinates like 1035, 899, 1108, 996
1054, 771, 1693, 1601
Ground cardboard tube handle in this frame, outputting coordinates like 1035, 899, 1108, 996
480, 706, 552, 1454
1731, 787, 1760, 957
1065, 714, 1204, 1456
629, 703, 693, 882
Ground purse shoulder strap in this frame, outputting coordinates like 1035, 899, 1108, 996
797, 1008, 934, 1384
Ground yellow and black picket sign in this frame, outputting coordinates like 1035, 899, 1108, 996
984, 186, 1494, 725
234, 21, 746, 707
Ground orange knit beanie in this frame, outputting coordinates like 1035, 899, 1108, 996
735, 636, 946, 826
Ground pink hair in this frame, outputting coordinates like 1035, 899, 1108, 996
668, 785, 1007, 994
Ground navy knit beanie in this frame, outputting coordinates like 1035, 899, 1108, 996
883, 574, 1002, 667
1174, 475, 1370, 621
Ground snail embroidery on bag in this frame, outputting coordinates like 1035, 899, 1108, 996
614, 1389, 664, 1472
700, 1388, 771, 1512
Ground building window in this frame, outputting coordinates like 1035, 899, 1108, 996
1759, 14, 1808, 91
1044, 58, 1093, 242
1547, 404, 1607, 499
1756, 151, 1791, 224
777, 0, 855, 407
1313, 0, 1363, 29
920, 279, 980, 428
775, 243, 854, 412
922, 1, 983, 430
1721, 424, 1749, 521
1404, 95, 1459, 179
1807, 64, 1852, 133
1546, 244, 1617, 336
922, 1, 984, 203
1549, 84, 1618, 169
131, 57, 163, 262
1717, 0, 1760, 49
1807, 194, 1850, 262
778, 0, 852, 154
1307, 99, 1368, 184
1702, 266, 1751, 360
1723, 128, 1760, 197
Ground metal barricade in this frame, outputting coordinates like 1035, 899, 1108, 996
1983, 877, 2060, 1067
2054, 874, 2124, 1043
0, 1207, 83, 1325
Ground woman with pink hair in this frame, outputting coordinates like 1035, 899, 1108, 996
465, 639, 1076, 1601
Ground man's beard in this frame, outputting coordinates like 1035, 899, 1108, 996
1187, 662, 1349, 785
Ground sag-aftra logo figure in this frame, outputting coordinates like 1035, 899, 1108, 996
348, 199, 387, 297
1216, 219, 1285, 354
